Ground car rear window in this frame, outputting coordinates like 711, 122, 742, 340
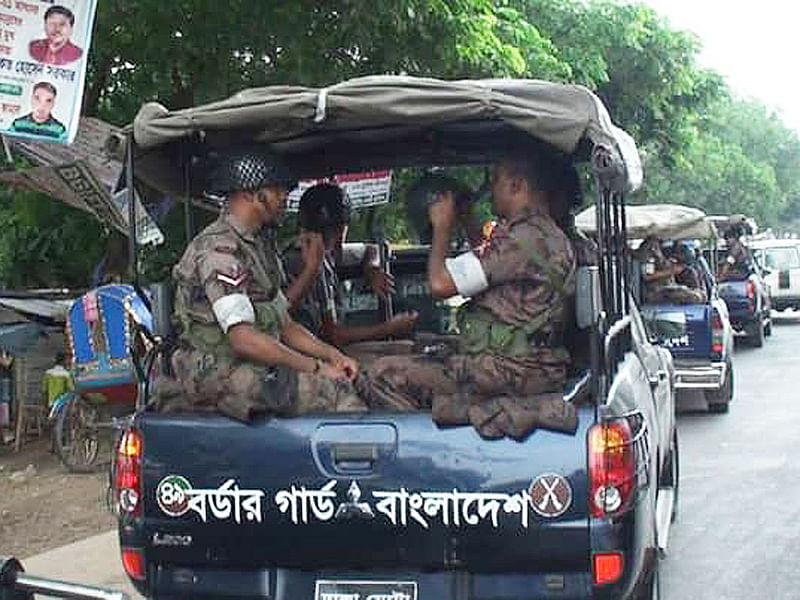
765, 247, 800, 270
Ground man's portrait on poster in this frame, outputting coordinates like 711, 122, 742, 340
28, 5, 83, 66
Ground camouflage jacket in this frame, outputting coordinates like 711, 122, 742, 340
457, 205, 576, 354
172, 212, 289, 353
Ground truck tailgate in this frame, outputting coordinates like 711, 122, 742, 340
644, 303, 711, 359
139, 410, 593, 572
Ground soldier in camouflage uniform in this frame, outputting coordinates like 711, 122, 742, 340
362, 155, 578, 435
719, 226, 753, 281
166, 148, 364, 422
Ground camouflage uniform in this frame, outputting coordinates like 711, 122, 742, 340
721, 237, 752, 280
362, 206, 577, 436
165, 212, 362, 422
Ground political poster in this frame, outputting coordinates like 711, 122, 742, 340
0, 0, 97, 144
287, 170, 393, 212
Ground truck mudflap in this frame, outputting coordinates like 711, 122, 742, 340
672, 358, 726, 390
138, 410, 593, 573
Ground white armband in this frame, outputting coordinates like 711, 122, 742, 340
212, 294, 256, 333
445, 251, 489, 297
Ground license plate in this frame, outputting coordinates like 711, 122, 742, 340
315, 580, 417, 600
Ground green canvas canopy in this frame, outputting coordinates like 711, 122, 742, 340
128, 75, 642, 197
576, 203, 718, 240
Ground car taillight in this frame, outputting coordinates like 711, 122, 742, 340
121, 547, 146, 581
588, 420, 635, 518
746, 280, 755, 300
711, 310, 724, 358
115, 429, 143, 517
593, 552, 625, 585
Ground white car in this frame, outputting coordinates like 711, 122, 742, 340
750, 239, 800, 311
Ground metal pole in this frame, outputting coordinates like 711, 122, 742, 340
14, 573, 129, 600
125, 132, 137, 287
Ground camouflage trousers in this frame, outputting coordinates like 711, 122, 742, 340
156, 348, 365, 422
647, 284, 706, 305
360, 350, 577, 439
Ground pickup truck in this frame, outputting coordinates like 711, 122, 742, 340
578, 204, 735, 414
717, 269, 771, 347
113, 76, 678, 600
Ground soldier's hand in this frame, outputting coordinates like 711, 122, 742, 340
386, 311, 419, 337
365, 265, 396, 299
428, 192, 456, 230
319, 362, 350, 382
300, 232, 325, 272
330, 352, 359, 381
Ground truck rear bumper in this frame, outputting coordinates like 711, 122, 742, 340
673, 360, 726, 390
146, 566, 596, 600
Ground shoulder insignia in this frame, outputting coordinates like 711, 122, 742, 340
216, 270, 250, 288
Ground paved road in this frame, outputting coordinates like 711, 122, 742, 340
661, 310, 800, 599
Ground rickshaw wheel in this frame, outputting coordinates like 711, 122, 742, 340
55, 396, 102, 473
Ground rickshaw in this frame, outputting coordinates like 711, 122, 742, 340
50, 284, 156, 472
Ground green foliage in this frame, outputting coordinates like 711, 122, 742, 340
0, 188, 105, 288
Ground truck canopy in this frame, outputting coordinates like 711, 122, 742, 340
576, 203, 717, 240
127, 75, 642, 197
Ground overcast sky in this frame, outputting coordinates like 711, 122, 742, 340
641, 0, 800, 134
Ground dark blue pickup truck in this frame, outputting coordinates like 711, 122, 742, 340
578, 205, 735, 414
113, 76, 678, 600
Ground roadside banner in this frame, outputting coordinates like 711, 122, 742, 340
287, 170, 392, 212
0, 0, 98, 143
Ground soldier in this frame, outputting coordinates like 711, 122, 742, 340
283, 182, 419, 345
719, 225, 753, 281
362, 154, 577, 433
633, 235, 682, 303
167, 148, 364, 421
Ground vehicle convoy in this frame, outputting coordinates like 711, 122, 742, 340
710, 215, 772, 347
112, 76, 678, 600
577, 204, 735, 413
750, 238, 800, 312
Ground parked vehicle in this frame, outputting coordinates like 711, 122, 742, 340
112, 76, 678, 600
49, 284, 155, 472
750, 238, 800, 312
578, 204, 735, 414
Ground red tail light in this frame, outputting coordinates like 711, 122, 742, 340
588, 420, 635, 518
115, 429, 143, 517
746, 280, 755, 300
593, 552, 624, 585
711, 309, 724, 357
121, 547, 146, 581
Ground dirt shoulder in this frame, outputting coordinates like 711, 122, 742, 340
0, 436, 115, 558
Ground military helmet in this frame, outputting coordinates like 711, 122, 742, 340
206, 146, 297, 195
405, 172, 471, 243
